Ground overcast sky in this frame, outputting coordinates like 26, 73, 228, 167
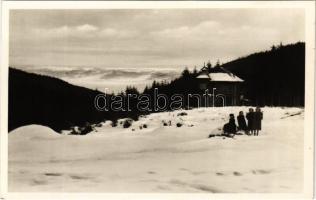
10, 9, 305, 69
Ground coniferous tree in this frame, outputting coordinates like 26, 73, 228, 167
215, 60, 220, 68
206, 60, 212, 72
181, 67, 190, 78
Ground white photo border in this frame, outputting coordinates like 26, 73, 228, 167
1, 1, 315, 200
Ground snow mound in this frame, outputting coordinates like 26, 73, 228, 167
9, 124, 60, 140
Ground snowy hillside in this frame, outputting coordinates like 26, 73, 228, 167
9, 107, 304, 193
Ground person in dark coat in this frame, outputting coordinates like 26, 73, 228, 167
237, 111, 248, 134
253, 107, 263, 136
246, 108, 254, 135
229, 113, 235, 123
223, 114, 237, 137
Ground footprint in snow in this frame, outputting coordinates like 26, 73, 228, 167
44, 172, 63, 177
216, 172, 225, 176
233, 171, 243, 176
252, 169, 271, 175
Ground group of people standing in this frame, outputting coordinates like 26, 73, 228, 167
223, 107, 263, 136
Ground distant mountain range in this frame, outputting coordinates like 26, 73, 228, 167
9, 42, 305, 132
11, 66, 180, 93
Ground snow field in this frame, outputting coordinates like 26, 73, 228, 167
9, 107, 304, 192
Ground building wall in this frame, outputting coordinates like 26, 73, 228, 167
198, 80, 242, 106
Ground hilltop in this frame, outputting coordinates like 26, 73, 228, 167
221, 42, 305, 106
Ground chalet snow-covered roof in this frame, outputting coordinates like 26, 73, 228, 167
196, 74, 210, 79
210, 72, 243, 82
196, 67, 244, 82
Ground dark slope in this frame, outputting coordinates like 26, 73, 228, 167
220, 42, 305, 106
9, 68, 106, 132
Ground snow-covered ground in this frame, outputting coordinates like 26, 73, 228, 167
9, 107, 304, 193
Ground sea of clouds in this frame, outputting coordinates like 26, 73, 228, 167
15, 66, 182, 93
